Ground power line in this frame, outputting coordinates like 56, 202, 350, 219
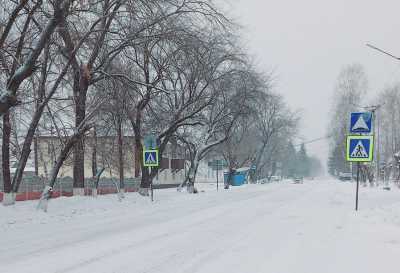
293, 135, 333, 147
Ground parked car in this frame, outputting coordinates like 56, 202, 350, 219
270, 175, 281, 182
259, 178, 268, 184
293, 177, 303, 184
339, 172, 352, 181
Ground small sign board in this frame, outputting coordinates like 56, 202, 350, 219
144, 135, 157, 149
350, 112, 372, 134
143, 149, 159, 167
208, 159, 227, 170
346, 135, 374, 162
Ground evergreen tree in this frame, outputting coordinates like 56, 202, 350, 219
282, 142, 297, 178
328, 141, 350, 176
297, 144, 310, 177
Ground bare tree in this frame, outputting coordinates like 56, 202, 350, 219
37, 101, 105, 211
327, 63, 368, 176
0, 0, 72, 116
1, 15, 107, 205
0, 0, 303, 207
251, 93, 298, 181
176, 65, 261, 192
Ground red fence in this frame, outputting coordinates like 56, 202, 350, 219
0, 187, 138, 202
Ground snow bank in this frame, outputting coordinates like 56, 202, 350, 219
1, 179, 400, 273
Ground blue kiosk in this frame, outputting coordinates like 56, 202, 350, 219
223, 167, 250, 186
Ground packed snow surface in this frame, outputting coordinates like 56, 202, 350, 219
1, 178, 400, 273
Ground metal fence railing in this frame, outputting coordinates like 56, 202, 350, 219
0, 176, 141, 201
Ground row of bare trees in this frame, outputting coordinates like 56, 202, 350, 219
328, 63, 400, 185
1, 0, 299, 206
328, 63, 368, 177
375, 84, 400, 184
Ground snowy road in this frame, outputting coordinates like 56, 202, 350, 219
1, 179, 400, 273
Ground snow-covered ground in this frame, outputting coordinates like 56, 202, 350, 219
1, 178, 400, 273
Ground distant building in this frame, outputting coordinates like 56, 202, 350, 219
1, 135, 186, 185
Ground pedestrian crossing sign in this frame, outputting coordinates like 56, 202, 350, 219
346, 135, 374, 162
143, 149, 159, 167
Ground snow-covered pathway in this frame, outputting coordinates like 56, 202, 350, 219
1, 179, 400, 273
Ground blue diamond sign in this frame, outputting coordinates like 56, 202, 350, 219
350, 112, 372, 134
143, 150, 159, 167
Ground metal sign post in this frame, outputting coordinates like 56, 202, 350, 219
216, 164, 219, 191
355, 162, 360, 211
216, 168, 219, 191
149, 166, 153, 202
346, 134, 374, 211
143, 149, 159, 202
209, 160, 227, 191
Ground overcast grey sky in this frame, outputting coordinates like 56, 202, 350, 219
220, 0, 400, 168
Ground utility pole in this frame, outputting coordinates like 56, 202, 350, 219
356, 162, 360, 211
363, 105, 383, 185
365, 43, 398, 186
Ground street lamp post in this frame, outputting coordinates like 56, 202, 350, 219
365, 43, 400, 186
363, 105, 383, 185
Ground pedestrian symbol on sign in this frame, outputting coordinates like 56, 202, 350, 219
350, 141, 369, 158
143, 150, 159, 167
346, 135, 374, 162
145, 152, 156, 164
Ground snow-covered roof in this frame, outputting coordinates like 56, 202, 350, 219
236, 167, 250, 172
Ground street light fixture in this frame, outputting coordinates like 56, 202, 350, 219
366, 43, 400, 61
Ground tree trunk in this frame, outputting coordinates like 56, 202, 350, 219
2, 112, 13, 205
73, 137, 85, 195
139, 165, 151, 195
253, 142, 267, 181
186, 159, 199, 194
91, 127, 97, 197
11, 103, 46, 193
134, 146, 140, 178
117, 118, 124, 190
34, 136, 38, 176
72, 67, 89, 195
38, 124, 91, 211
91, 126, 97, 177
38, 141, 48, 180
131, 111, 142, 178
132, 121, 152, 192
134, 129, 152, 194
33, 72, 42, 179
226, 167, 234, 189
